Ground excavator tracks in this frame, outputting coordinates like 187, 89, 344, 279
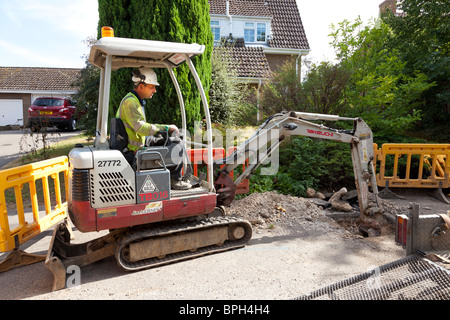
115, 216, 252, 271
46, 216, 252, 290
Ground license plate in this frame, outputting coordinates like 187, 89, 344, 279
40, 111, 52, 115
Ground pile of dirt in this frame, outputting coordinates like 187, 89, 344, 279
226, 191, 336, 231
225, 191, 410, 238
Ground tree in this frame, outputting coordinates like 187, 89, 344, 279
209, 47, 239, 125
71, 62, 100, 137
301, 61, 352, 115
259, 58, 303, 118
71, 37, 100, 138
97, 0, 213, 129
329, 18, 434, 137
208, 45, 255, 126
259, 58, 351, 119
382, 0, 450, 136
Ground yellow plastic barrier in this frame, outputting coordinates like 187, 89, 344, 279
0, 156, 69, 253
374, 143, 450, 189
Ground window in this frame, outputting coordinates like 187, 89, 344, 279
244, 22, 255, 42
257, 23, 266, 42
211, 21, 220, 41
33, 98, 64, 106
244, 22, 267, 43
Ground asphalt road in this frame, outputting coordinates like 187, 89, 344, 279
0, 128, 80, 168
0, 219, 406, 301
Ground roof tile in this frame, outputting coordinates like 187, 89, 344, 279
215, 46, 271, 78
266, 0, 309, 49
210, 0, 272, 17
0, 67, 80, 91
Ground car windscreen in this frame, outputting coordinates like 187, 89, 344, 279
33, 98, 64, 106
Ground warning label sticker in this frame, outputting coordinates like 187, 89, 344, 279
97, 208, 117, 219
139, 175, 159, 194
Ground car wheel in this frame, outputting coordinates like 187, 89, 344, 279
68, 118, 77, 131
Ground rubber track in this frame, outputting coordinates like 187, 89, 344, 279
115, 216, 252, 271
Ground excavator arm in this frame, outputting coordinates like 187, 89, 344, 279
214, 111, 380, 215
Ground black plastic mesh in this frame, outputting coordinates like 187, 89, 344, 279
296, 255, 450, 300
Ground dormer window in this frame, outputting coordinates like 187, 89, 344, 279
244, 22, 267, 43
211, 20, 220, 41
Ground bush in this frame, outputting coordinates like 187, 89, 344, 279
209, 47, 256, 127
249, 137, 355, 197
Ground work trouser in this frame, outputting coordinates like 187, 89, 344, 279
145, 135, 184, 182
124, 134, 185, 182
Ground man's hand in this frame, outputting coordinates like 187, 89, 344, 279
168, 125, 179, 135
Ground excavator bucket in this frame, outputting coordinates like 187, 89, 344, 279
44, 219, 121, 291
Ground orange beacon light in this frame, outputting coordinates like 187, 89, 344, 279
101, 26, 115, 38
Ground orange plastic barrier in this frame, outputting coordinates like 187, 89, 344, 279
0, 156, 69, 253
187, 148, 249, 195
373, 143, 450, 189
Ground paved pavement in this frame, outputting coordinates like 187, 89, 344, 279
0, 128, 81, 168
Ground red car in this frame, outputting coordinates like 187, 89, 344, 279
27, 97, 80, 132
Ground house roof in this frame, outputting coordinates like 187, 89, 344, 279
266, 0, 309, 49
0, 67, 80, 92
216, 46, 272, 78
209, 0, 310, 50
209, 0, 272, 17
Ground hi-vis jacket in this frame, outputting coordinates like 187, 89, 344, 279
116, 91, 167, 152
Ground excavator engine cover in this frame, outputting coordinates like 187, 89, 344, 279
136, 168, 170, 204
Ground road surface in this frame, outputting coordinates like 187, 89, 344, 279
0, 128, 80, 168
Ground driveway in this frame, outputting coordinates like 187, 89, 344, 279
0, 128, 81, 168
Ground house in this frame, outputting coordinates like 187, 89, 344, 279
0, 67, 80, 128
209, 0, 310, 83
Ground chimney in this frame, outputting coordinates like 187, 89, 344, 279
379, 0, 397, 15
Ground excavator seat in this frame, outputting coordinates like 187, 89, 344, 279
109, 118, 135, 164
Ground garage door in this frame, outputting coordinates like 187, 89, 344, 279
0, 99, 23, 126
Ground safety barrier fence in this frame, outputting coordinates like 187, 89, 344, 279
0, 156, 69, 254
373, 143, 450, 190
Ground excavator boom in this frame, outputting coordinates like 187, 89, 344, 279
214, 111, 380, 215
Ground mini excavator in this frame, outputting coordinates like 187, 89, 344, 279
44, 28, 381, 290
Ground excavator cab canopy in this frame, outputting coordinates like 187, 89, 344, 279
88, 28, 214, 191
89, 36, 206, 70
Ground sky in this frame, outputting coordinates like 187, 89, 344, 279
0, 0, 384, 69
296, 0, 384, 64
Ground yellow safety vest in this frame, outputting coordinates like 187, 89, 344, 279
116, 92, 167, 152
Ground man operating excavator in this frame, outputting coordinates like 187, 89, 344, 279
116, 67, 191, 190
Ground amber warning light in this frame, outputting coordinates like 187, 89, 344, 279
102, 26, 115, 38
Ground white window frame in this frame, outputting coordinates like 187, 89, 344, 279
244, 22, 267, 43
256, 22, 267, 42
211, 20, 221, 41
